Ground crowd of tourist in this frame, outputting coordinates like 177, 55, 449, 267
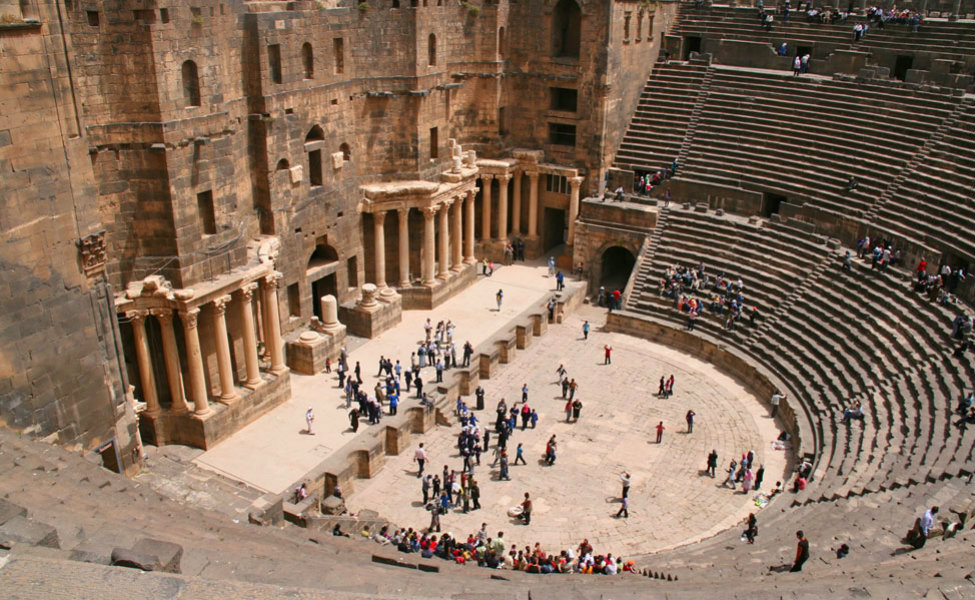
657, 262, 758, 332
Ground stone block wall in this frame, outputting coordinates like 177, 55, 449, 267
0, 2, 140, 473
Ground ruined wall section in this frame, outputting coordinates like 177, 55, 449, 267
0, 1, 140, 472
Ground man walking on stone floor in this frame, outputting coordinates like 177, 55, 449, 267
496, 289, 503, 311
707, 449, 718, 478
770, 391, 784, 418
686, 409, 696, 433
655, 421, 665, 444
604, 343, 613, 365
414, 442, 428, 478
582, 320, 590, 340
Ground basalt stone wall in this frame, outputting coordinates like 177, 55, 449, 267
0, 1, 140, 473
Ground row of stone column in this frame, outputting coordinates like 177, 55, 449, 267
478, 171, 584, 245
370, 189, 476, 291
126, 274, 286, 418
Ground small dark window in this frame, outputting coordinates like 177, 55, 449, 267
86, 10, 99, 25
498, 27, 505, 57
546, 174, 569, 193
287, 283, 301, 317
160, 8, 170, 22
498, 107, 506, 135
302, 43, 314, 79
429, 127, 438, 159
197, 190, 216, 235
333, 38, 344, 74
181, 60, 201, 107
623, 12, 631, 41
347, 256, 359, 287
340, 142, 351, 161
549, 87, 578, 112
552, 0, 581, 58
428, 33, 437, 66
548, 123, 576, 147
308, 149, 323, 186
134, 9, 156, 23
392, 0, 400, 7
268, 44, 282, 84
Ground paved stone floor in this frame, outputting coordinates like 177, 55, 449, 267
194, 260, 568, 493
347, 303, 790, 557
194, 261, 790, 558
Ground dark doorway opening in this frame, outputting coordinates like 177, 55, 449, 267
796, 45, 812, 58
311, 274, 337, 321
600, 246, 636, 292
96, 439, 122, 474
543, 207, 566, 252
683, 36, 701, 60
893, 55, 913, 81
763, 192, 786, 217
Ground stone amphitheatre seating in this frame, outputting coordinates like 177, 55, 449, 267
870, 100, 975, 261
671, 4, 975, 62
622, 207, 974, 506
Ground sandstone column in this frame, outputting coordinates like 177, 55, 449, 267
179, 308, 211, 416
527, 170, 539, 238
212, 295, 239, 403
451, 197, 463, 270
497, 174, 510, 242
151, 308, 188, 413
512, 170, 522, 235
480, 174, 494, 241
397, 207, 410, 287
567, 175, 584, 246
372, 210, 389, 292
438, 201, 450, 279
422, 206, 437, 285
238, 284, 262, 389
464, 189, 476, 263
127, 310, 160, 416
262, 273, 286, 375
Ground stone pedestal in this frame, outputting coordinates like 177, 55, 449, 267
338, 285, 402, 338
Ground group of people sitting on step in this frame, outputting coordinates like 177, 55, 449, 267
911, 257, 969, 309
632, 159, 679, 197
347, 523, 636, 575
659, 263, 759, 332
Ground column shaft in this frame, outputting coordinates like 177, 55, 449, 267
127, 310, 160, 415
212, 296, 238, 403
422, 207, 436, 284
567, 176, 583, 246
238, 284, 262, 388
263, 274, 286, 375
451, 198, 463, 269
151, 309, 188, 413
464, 190, 475, 263
497, 175, 510, 241
372, 211, 387, 289
528, 171, 539, 238
438, 203, 450, 278
180, 308, 211, 416
398, 208, 410, 287
512, 171, 522, 235
480, 175, 493, 241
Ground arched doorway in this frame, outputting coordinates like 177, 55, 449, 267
307, 240, 339, 321
600, 246, 636, 293
552, 0, 581, 58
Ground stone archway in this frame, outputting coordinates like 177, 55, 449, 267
307, 240, 339, 321
600, 245, 636, 292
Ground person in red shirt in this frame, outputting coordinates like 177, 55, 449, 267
791, 530, 809, 572
604, 344, 613, 365
655, 421, 665, 443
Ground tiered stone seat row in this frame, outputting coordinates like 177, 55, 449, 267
615, 62, 709, 172
671, 4, 975, 60
683, 68, 958, 219
872, 101, 975, 261
623, 207, 971, 505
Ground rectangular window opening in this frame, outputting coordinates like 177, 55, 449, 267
268, 44, 282, 84
86, 10, 99, 25
197, 190, 217, 235
429, 127, 439, 159
549, 87, 578, 112
548, 122, 576, 147
333, 38, 345, 74
287, 283, 301, 317
160, 8, 170, 22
